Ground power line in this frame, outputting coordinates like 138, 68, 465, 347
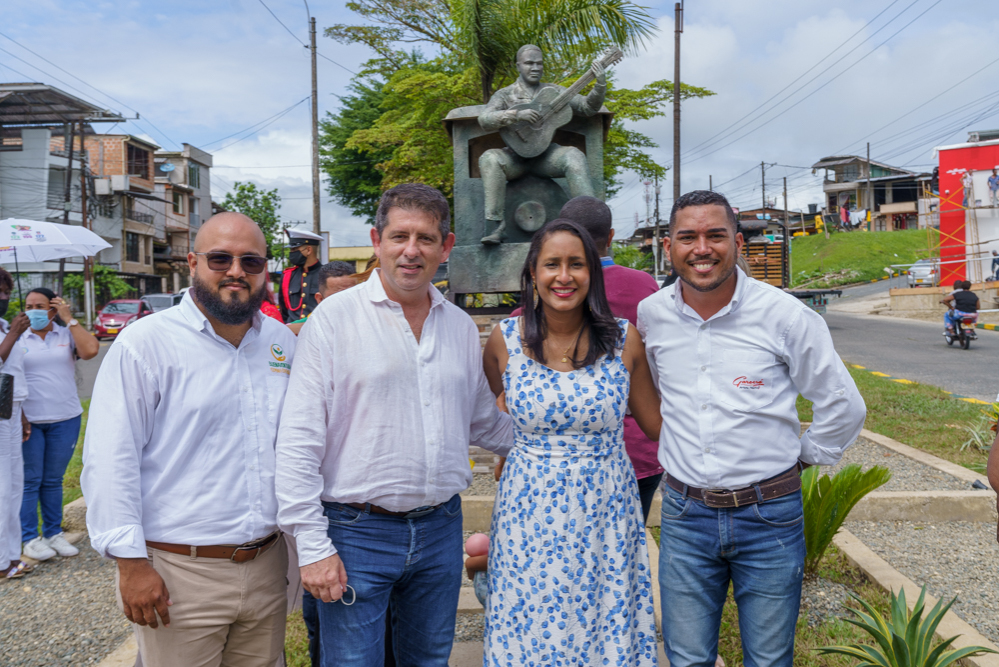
212, 98, 310, 153
256, 0, 307, 46
200, 97, 310, 149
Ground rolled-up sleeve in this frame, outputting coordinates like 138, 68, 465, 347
81, 342, 158, 559
783, 308, 866, 466
468, 365, 513, 456
275, 321, 338, 567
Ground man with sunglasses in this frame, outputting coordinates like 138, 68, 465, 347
279, 229, 324, 324
82, 212, 298, 667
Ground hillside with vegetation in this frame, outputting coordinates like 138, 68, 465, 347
790, 229, 939, 288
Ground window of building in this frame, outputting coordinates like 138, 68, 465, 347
188, 163, 201, 189
127, 144, 150, 180
126, 232, 140, 263
172, 191, 184, 215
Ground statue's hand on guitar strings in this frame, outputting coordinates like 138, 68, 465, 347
517, 109, 543, 124
589, 60, 606, 85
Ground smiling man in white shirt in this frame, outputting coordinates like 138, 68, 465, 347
638, 190, 866, 667
82, 213, 297, 667
275, 183, 513, 666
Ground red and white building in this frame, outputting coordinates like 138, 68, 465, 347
934, 130, 999, 285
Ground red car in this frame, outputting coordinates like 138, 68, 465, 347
94, 299, 152, 340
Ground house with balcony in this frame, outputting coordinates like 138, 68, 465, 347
811, 155, 933, 231
152, 145, 213, 292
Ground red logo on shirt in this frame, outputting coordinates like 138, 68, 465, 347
733, 376, 765, 389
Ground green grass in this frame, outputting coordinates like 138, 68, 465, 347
285, 611, 311, 666
61, 398, 89, 507
789, 229, 938, 288
797, 365, 989, 473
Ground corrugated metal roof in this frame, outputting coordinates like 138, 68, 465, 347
0, 82, 124, 125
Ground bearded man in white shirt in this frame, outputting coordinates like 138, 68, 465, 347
82, 213, 297, 667
637, 190, 866, 667
275, 183, 513, 666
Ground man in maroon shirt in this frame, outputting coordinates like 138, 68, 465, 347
509, 196, 664, 521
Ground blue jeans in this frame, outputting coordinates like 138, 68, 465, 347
317, 494, 463, 667
20, 416, 82, 542
659, 485, 805, 667
303, 589, 320, 666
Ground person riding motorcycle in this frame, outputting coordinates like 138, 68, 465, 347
940, 280, 979, 335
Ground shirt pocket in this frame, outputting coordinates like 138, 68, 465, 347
714, 349, 775, 413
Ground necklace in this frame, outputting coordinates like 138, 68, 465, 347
550, 326, 584, 364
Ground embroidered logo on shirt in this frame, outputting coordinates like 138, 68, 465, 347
271, 344, 286, 361
733, 376, 765, 389
269, 343, 291, 375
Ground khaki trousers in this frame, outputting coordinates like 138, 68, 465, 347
116, 534, 288, 667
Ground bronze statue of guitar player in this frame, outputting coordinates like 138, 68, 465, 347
478, 44, 623, 244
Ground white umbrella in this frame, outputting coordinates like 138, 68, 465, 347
0, 218, 112, 303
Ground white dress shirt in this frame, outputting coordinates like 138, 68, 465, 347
276, 270, 513, 567
637, 268, 866, 490
21, 323, 81, 422
81, 293, 297, 559
0, 320, 28, 402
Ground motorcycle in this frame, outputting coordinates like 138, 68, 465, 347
944, 310, 978, 350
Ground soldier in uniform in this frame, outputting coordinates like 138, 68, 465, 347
477, 44, 606, 244
279, 230, 323, 323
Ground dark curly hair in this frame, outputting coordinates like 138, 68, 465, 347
520, 219, 621, 369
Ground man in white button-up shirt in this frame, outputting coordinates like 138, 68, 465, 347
638, 190, 865, 667
275, 184, 513, 666
82, 213, 297, 667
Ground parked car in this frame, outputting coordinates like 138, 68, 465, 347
94, 299, 152, 340
141, 293, 183, 312
906, 259, 938, 287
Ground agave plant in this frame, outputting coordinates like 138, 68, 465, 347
802, 464, 891, 574
818, 586, 997, 667
961, 402, 998, 452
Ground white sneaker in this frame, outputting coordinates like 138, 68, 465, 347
44, 533, 79, 557
23, 537, 56, 561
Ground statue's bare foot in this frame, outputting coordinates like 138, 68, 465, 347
481, 222, 506, 245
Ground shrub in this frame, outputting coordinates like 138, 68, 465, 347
961, 403, 998, 452
802, 464, 891, 574
817, 585, 997, 667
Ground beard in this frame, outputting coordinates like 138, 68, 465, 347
191, 272, 267, 325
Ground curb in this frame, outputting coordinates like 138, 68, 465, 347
847, 490, 996, 523
859, 428, 989, 486
848, 364, 994, 405
977, 323, 998, 331
833, 530, 999, 667
95, 635, 137, 667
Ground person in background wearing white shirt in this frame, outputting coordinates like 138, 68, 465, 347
0, 269, 32, 579
638, 190, 866, 667
19, 287, 99, 562
81, 213, 297, 667
275, 183, 513, 666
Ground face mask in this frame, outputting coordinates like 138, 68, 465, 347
0, 299, 9, 318
27, 309, 52, 331
289, 250, 306, 267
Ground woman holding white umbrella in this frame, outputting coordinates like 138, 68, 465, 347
18, 287, 98, 561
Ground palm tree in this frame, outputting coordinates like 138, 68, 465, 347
452, 0, 658, 102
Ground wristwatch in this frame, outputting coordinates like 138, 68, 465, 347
68, 319, 80, 327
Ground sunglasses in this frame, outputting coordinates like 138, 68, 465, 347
195, 252, 268, 275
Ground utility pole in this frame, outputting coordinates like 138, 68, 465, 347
653, 176, 662, 276
309, 16, 321, 236
761, 161, 766, 213
80, 143, 93, 329
672, 1, 683, 202
709, 175, 712, 191
58, 121, 76, 294
866, 141, 872, 232
783, 177, 790, 287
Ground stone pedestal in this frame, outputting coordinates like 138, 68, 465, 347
444, 104, 612, 296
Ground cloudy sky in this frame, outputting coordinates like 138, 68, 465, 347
3, 0, 997, 245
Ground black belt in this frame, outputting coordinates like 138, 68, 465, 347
666, 464, 803, 509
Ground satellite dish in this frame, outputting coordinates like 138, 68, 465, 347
160, 163, 176, 172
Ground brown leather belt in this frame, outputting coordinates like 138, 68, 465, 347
146, 532, 279, 563
666, 465, 803, 509
344, 502, 445, 518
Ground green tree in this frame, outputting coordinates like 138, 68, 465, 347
610, 242, 651, 271
219, 182, 283, 259
319, 79, 395, 223
63, 264, 136, 314
328, 0, 657, 103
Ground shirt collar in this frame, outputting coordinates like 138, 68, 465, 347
600, 256, 615, 267
365, 268, 445, 310
671, 267, 748, 321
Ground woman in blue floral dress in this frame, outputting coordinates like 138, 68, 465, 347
482, 219, 664, 666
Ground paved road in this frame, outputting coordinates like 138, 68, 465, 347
825, 311, 998, 402
831, 279, 895, 301
76, 340, 110, 400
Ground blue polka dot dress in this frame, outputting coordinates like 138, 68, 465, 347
484, 317, 658, 666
